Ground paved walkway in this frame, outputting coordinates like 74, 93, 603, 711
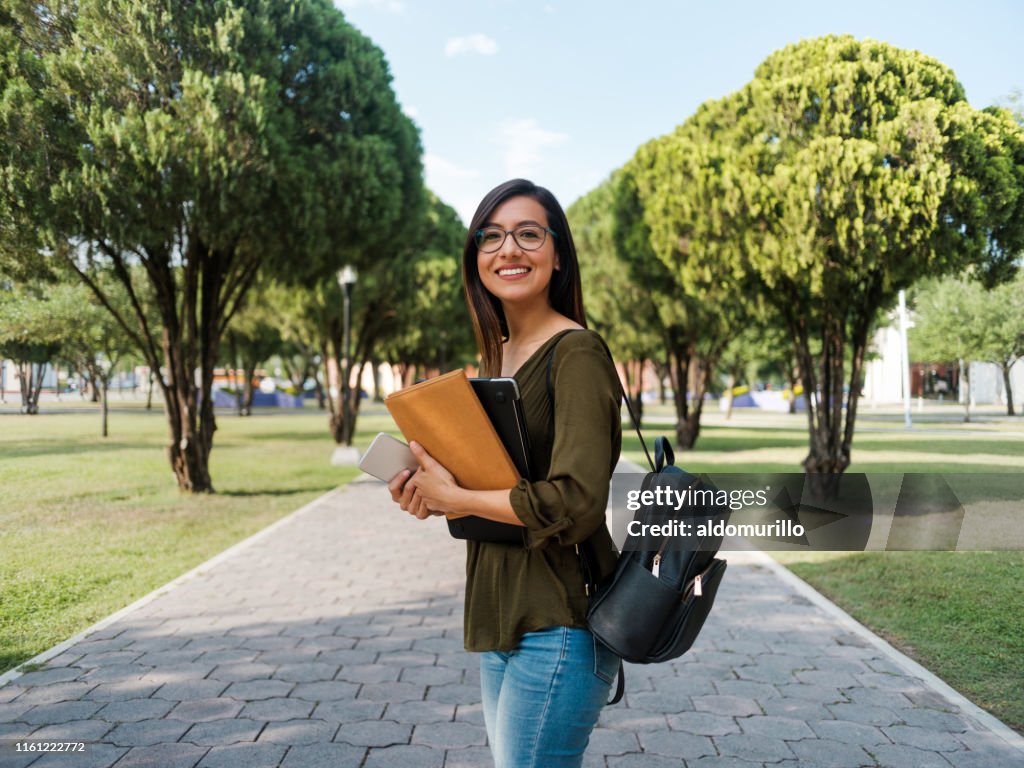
1, 479, 1023, 768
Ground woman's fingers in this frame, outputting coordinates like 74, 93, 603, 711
388, 468, 414, 504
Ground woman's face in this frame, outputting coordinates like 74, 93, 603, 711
475, 195, 559, 310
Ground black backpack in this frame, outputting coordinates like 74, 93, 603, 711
587, 437, 729, 665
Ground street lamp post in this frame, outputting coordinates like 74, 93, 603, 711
332, 266, 360, 465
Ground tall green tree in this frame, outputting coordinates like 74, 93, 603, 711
384, 192, 474, 378
569, 177, 662, 423
613, 102, 756, 449
2, 0, 421, 490
729, 36, 1024, 479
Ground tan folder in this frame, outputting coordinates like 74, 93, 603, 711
384, 370, 520, 514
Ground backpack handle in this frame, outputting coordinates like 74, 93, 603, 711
654, 436, 674, 472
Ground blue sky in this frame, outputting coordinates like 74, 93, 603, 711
334, 0, 1024, 224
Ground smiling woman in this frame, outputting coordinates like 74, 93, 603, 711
383, 179, 623, 767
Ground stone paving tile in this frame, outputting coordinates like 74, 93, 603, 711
381, 701, 455, 725
257, 718, 337, 745
28, 719, 113, 741
810, 718, 891, 747
714, 732, 795, 762
106, 717, 191, 746
184, 717, 266, 746
637, 729, 716, 759
737, 714, 816, 740
442, 746, 495, 768
196, 743, 286, 768
167, 698, 244, 723
410, 721, 487, 749
9, 668, 83, 687
82, 681, 162, 702
761, 697, 835, 721
239, 697, 313, 721
454, 702, 485, 726
95, 698, 174, 723
883, 724, 966, 752
334, 719, 412, 748
692, 694, 763, 717
277, 743, 366, 767
29, 743, 127, 768
606, 754, 689, 768
288, 681, 358, 702
867, 743, 956, 768
362, 744, 444, 768
787, 738, 875, 767
221, 680, 294, 701
18, 700, 103, 725
113, 743, 209, 768
826, 701, 903, 727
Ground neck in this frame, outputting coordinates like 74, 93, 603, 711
504, 298, 561, 343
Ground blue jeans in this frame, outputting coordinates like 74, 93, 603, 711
479, 626, 620, 768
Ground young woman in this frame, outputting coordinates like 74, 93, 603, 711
388, 178, 622, 768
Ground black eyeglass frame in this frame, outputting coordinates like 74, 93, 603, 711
473, 225, 558, 253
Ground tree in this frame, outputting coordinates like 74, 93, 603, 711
55, 279, 136, 435
0, 280, 71, 413
383, 192, 474, 378
568, 177, 662, 423
912, 274, 1024, 419
2, 0, 421, 490
223, 288, 283, 416
612, 100, 757, 449
727, 36, 1024, 481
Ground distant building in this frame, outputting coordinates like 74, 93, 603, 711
862, 325, 1023, 408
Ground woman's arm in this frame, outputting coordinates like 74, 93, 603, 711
387, 441, 525, 526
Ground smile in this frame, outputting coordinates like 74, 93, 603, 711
497, 266, 531, 277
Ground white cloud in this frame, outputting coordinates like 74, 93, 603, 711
495, 119, 569, 178
444, 34, 499, 58
335, 0, 405, 13
423, 154, 482, 225
425, 153, 480, 181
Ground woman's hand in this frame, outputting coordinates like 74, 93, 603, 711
387, 442, 461, 520
407, 441, 462, 517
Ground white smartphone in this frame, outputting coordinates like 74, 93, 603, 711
358, 432, 419, 482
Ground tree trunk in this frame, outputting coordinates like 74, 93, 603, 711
242, 358, 257, 416
101, 376, 109, 437
1001, 362, 1015, 416
17, 360, 46, 414
961, 361, 972, 423
146, 369, 154, 411
724, 371, 736, 420
228, 335, 242, 417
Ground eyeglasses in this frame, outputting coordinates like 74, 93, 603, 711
474, 225, 557, 253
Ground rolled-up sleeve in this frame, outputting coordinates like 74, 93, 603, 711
509, 337, 622, 549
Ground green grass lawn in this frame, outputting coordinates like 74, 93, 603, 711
0, 404, 400, 673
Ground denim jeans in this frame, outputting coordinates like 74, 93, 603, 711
479, 626, 620, 768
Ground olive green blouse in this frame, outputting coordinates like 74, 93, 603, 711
464, 329, 622, 652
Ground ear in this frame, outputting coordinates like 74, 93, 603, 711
554, 258, 561, 271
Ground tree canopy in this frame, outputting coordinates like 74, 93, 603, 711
1, 0, 422, 490
608, 35, 1024, 479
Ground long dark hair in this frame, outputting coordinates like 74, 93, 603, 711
462, 179, 586, 376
